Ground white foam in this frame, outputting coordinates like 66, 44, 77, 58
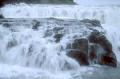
74, 0, 120, 5
0, 2, 120, 79
1, 4, 120, 27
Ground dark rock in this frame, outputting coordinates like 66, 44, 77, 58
67, 29, 117, 67
67, 38, 89, 65
67, 50, 89, 65
71, 38, 88, 52
89, 43, 117, 67
54, 34, 63, 42
0, 15, 4, 18
0, 0, 4, 8
88, 30, 117, 67
100, 53, 117, 67
89, 30, 112, 53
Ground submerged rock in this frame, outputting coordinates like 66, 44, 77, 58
0, 15, 3, 18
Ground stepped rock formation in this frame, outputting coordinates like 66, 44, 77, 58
0, 18, 117, 67
66, 19, 117, 67
0, 0, 75, 6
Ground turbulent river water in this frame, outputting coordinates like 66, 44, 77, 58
0, 0, 120, 79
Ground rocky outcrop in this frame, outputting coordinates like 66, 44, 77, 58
0, 0, 4, 8
66, 20, 117, 67
67, 38, 89, 65
88, 30, 117, 67
0, 15, 4, 18
1, 0, 75, 4
0, 18, 117, 67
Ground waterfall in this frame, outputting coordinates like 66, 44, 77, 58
0, 2, 120, 79
1, 4, 120, 27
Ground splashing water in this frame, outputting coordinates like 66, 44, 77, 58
0, 2, 120, 79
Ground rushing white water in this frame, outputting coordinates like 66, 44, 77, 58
1, 4, 120, 27
74, 0, 120, 5
0, 2, 120, 79
0, 18, 97, 79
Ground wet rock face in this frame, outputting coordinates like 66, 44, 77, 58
100, 54, 117, 67
88, 30, 117, 67
89, 30, 112, 52
67, 50, 89, 65
0, 0, 4, 8
0, 18, 117, 67
66, 20, 117, 67
0, 15, 4, 18
67, 38, 89, 65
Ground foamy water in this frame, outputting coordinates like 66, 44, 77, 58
0, 1, 120, 79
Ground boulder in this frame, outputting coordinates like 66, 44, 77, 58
0, 15, 4, 18
89, 43, 117, 67
67, 38, 89, 65
100, 53, 117, 67
67, 50, 89, 65
66, 20, 117, 67
89, 30, 112, 53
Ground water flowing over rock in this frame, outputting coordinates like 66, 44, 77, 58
0, 18, 117, 68
67, 38, 89, 65
0, 1, 120, 78
66, 19, 117, 67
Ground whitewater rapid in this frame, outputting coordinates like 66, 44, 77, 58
1, 4, 120, 27
0, 3, 120, 79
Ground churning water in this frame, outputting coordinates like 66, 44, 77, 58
0, 1, 120, 79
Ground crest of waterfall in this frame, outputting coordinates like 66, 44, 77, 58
1, 4, 120, 27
